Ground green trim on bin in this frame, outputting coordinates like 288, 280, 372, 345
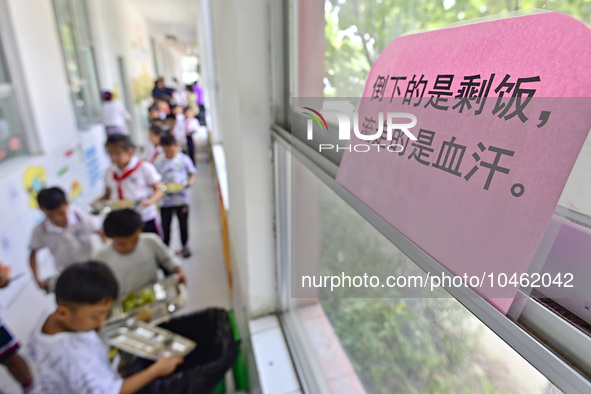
233, 345, 249, 391
212, 379, 225, 394
228, 309, 241, 342
228, 309, 250, 391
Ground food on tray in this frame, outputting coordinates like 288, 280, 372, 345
109, 200, 136, 210
102, 321, 196, 360
90, 199, 136, 215
112, 334, 158, 354
164, 182, 184, 193
135, 305, 152, 322
122, 288, 157, 313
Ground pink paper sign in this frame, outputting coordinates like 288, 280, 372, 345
335, 12, 591, 313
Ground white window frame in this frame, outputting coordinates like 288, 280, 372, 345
0, 0, 39, 166
52, 0, 101, 130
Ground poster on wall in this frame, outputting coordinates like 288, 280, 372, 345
334, 12, 591, 314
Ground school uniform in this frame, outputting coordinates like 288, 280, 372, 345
29, 207, 100, 272
142, 143, 163, 164
101, 101, 131, 135
27, 313, 123, 393
154, 152, 196, 247
103, 156, 162, 234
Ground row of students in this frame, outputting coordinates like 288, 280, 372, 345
104, 133, 196, 256
147, 104, 199, 166
30, 195, 188, 299
29, 132, 196, 294
3, 259, 184, 393
3, 198, 190, 391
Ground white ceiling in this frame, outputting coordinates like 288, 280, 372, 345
128, 0, 199, 54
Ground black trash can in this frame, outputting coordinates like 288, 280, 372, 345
124, 308, 237, 394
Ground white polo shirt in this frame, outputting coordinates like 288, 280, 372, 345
103, 156, 161, 222
29, 207, 101, 272
27, 313, 123, 394
142, 143, 163, 164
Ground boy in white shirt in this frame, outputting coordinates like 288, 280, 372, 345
165, 112, 185, 150
101, 91, 131, 136
30, 187, 104, 291
26, 261, 183, 393
99, 134, 164, 235
154, 134, 196, 257
95, 209, 187, 296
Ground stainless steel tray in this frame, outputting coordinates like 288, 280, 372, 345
109, 274, 188, 325
90, 199, 139, 215
101, 319, 196, 360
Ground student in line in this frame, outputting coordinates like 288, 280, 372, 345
142, 125, 165, 164
95, 209, 187, 296
26, 261, 183, 393
154, 134, 196, 257
30, 187, 104, 291
101, 91, 131, 136
98, 134, 164, 235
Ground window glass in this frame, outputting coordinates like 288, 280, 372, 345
293, 0, 591, 335
285, 148, 558, 392
181, 56, 199, 84
0, 24, 29, 165
53, 0, 101, 129
320, 0, 591, 98
0, 96, 27, 163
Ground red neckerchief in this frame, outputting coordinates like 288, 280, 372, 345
113, 160, 143, 199
150, 149, 160, 163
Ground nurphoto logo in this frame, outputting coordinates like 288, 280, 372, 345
302, 107, 418, 153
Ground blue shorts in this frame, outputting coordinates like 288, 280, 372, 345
0, 325, 19, 363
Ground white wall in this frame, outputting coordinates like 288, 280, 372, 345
207, 0, 276, 318
148, 24, 184, 85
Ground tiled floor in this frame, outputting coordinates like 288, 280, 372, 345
167, 160, 231, 313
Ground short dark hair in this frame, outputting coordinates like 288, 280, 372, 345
160, 134, 178, 147
56, 261, 119, 305
105, 133, 134, 150
103, 209, 143, 238
101, 91, 113, 101
37, 187, 67, 210
183, 106, 193, 114
150, 118, 164, 127
149, 125, 164, 136
165, 113, 176, 121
